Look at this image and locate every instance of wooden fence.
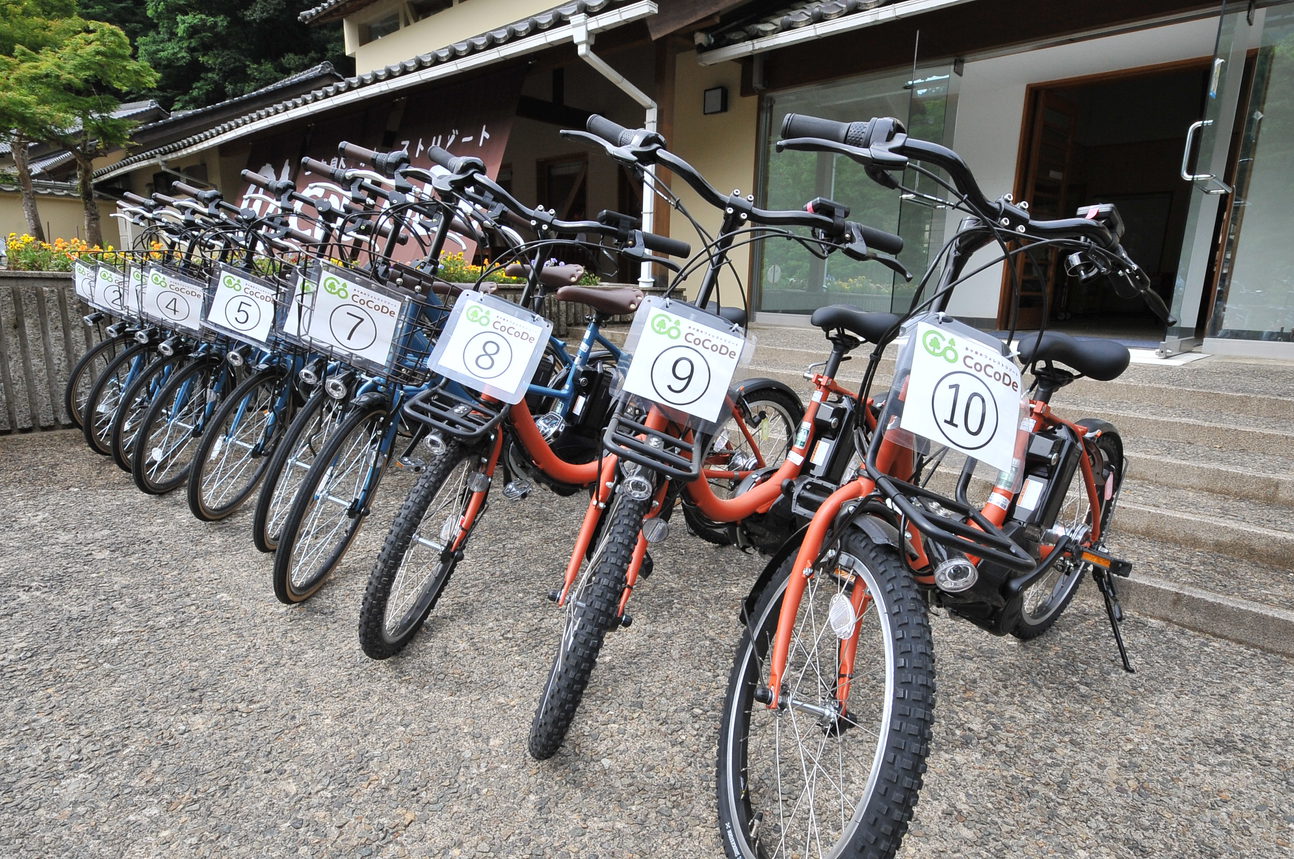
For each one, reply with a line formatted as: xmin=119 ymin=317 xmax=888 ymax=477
xmin=0 ymin=271 xmax=94 ymax=434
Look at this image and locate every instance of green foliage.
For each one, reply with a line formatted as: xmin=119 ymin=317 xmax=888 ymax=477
xmin=136 ymin=0 xmax=347 ymax=110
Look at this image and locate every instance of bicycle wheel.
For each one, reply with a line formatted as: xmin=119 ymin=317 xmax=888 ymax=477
xmin=358 ymin=440 xmax=488 ymax=659
xmin=82 ymin=343 xmax=152 ymax=456
xmin=132 ymin=356 xmax=228 ymax=495
xmin=187 ymin=366 xmax=291 ymax=521
xmin=717 ymin=531 xmax=935 ymax=859
xmin=251 ymin=390 xmax=345 ymax=553
xmin=1010 ymin=427 xmax=1123 ymax=640
xmin=272 ymin=399 xmax=390 ymax=604
xmin=110 ymin=353 xmax=187 ymax=473
xmin=684 ymin=385 xmax=801 ymax=546
xmin=528 ymin=481 xmax=653 ymax=760
xmin=64 ymin=334 xmax=128 ymax=428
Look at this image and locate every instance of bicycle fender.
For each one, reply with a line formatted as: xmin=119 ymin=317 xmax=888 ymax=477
xmin=845 ymin=511 xmax=903 ymax=550
xmin=739 ymin=523 xmax=810 ymax=626
xmin=731 ymin=377 xmax=801 ymax=408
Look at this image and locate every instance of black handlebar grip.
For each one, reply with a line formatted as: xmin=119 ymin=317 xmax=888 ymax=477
xmin=152 ymin=193 xmax=179 ymax=205
xmin=586 ymin=114 xmax=635 ymax=147
xmin=425 ymin=145 xmax=458 ymax=170
xmin=171 ymin=180 xmax=204 ymax=198
xmin=854 ymin=222 xmax=904 ymax=256
xmin=283 ymin=227 xmax=318 ymax=245
xmin=338 ymin=140 xmax=379 ymax=163
xmin=301 ymin=156 xmax=341 ymax=179
xmin=240 ymin=169 xmax=271 ymax=190
xmin=122 ymin=192 xmax=151 ymax=206
xmin=781 ymin=113 xmax=884 ymax=149
xmin=641 ymin=232 xmax=691 ymax=259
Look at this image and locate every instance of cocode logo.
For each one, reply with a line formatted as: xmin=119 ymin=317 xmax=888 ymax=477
xmin=321 ymin=275 xmax=349 ymax=299
xmin=922 ymin=329 xmax=958 ymax=363
xmin=650 ymin=312 xmax=681 ymax=340
xmin=466 ymin=305 xmax=492 ymax=327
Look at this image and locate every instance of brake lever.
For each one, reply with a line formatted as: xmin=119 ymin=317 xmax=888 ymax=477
xmin=776 ymin=136 xmax=909 ymax=170
xmin=560 ymin=128 xmax=660 ymax=167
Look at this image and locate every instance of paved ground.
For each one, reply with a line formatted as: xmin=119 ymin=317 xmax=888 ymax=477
xmin=2 ymin=429 xmax=1293 ymax=857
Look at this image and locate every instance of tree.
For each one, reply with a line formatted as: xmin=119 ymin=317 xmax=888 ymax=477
xmin=137 ymin=0 xmax=347 ymax=110
xmin=0 ymin=0 xmax=79 ymax=241
xmin=4 ymin=17 xmax=157 ymax=245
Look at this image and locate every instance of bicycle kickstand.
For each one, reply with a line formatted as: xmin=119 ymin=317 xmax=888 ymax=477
xmin=1092 ymin=566 xmax=1135 ymax=674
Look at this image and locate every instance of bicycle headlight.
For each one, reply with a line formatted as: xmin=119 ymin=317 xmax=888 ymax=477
xmin=324 ymin=376 xmax=350 ymax=400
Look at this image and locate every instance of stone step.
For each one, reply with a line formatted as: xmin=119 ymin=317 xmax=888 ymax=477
xmin=1111 ymin=532 xmax=1294 ymax=658
xmin=1121 ymin=447 xmax=1294 ymax=506
xmin=1069 ymin=405 xmax=1294 ymax=458
xmin=1116 ymin=480 xmax=1294 ymax=570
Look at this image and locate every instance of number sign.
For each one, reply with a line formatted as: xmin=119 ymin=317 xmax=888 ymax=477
xmin=205 ymin=265 xmax=277 ymax=348
xmin=303 ymin=264 xmax=402 ymax=367
xmin=898 ymin=321 xmax=1024 ymax=473
xmin=428 ymin=291 xmax=553 ymax=404
xmin=621 ymin=296 xmax=745 ymax=423
xmin=141 ymin=265 xmax=205 ymax=333
xmin=122 ymin=267 xmax=146 ymax=319
xmin=94 ymin=266 xmax=127 ymax=315
xmin=72 ymin=260 xmax=97 ymax=306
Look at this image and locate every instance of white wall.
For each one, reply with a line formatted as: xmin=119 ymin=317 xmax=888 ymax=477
xmin=942 ymin=16 xmax=1223 ymax=320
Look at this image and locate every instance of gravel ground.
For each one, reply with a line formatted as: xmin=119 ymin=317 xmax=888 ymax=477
xmin=2 ymin=429 xmax=1292 ymax=857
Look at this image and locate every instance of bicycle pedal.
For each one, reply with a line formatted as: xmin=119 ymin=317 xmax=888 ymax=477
xmin=546 ymin=588 xmax=560 ymax=603
xmin=1079 ymin=547 xmax=1132 ymax=577
xmin=638 ymin=552 xmax=653 ymax=580
xmin=502 ymin=480 xmax=532 ymax=501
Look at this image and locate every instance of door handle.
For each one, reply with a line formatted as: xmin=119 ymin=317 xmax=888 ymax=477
xmin=1180 ymin=119 xmax=1214 ymax=182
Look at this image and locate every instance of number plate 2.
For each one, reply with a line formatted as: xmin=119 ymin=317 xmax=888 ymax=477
xmin=428 ymin=291 xmax=553 ymax=404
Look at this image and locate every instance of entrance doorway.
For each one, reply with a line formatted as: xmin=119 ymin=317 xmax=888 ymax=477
xmin=1005 ymin=61 xmax=1210 ymax=342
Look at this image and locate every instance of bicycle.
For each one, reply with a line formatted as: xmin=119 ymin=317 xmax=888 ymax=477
xmin=713 ymin=113 xmax=1175 ymax=859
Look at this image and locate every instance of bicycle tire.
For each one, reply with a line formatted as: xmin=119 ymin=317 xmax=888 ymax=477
xmin=109 ymin=353 xmax=188 ymax=473
xmin=81 ymin=343 xmax=152 ymax=456
xmin=717 ymin=530 xmax=935 ymax=859
xmin=358 ymin=440 xmax=488 ymax=659
xmin=64 ymin=334 xmax=128 ymax=428
xmin=132 ymin=356 xmax=228 ymax=495
xmin=187 ymin=366 xmax=291 ymax=521
xmin=1009 ymin=426 xmax=1123 ymax=640
xmin=528 ymin=482 xmax=653 ymax=760
xmin=272 ymin=398 xmax=390 ymax=604
xmin=684 ymin=385 xmax=801 ymax=546
xmin=250 ymin=390 xmax=345 ymax=553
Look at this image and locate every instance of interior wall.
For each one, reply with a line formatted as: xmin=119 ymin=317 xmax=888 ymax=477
xmin=941 ymin=15 xmax=1223 ymax=321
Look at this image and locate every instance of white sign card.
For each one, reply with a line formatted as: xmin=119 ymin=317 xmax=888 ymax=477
xmin=898 ymin=320 xmax=1025 ymax=473
xmin=278 ymin=266 xmax=317 ymax=341
xmin=621 ymin=296 xmax=745 ymax=424
xmin=94 ymin=265 xmax=127 ymax=316
xmin=427 ymin=290 xmax=553 ymax=404
xmin=205 ymin=265 xmax=278 ymax=348
xmin=72 ymin=260 xmax=97 ymax=305
xmin=122 ymin=267 xmax=146 ymax=319
xmin=304 ymin=264 xmax=403 ymax=368
xmin=142 ymin=266 xmax=206 ymax=333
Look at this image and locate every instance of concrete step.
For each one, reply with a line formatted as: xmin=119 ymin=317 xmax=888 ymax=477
xmin=1116 ymin=488 xmax=1294 ymax=572
xmin=1122 ymin=446 xmax=1294 ymax=505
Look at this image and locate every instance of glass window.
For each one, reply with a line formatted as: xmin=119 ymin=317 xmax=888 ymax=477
xmin=1208 ymin=4 xmax=1294 ymax=342
xmin=757 ymin=65 xmax=956 ymax=316
xmin=359 ymin=12 xmax=401 ymax=45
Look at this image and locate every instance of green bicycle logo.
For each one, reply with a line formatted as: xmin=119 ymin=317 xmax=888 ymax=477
xmin=321 ymin=275 xmax=348 ymax=299
xmin=466 ymin=304 xmax=492 ymax=327
xmin=222 ymin=274 xmax=242 ymax=291
xmin=650 ymin=312 xmax=681 ymax=340
xmin=922 ymin=329 xmax=958 ymax=363
xmin=150 ymin=272 xmax=165 ymax=287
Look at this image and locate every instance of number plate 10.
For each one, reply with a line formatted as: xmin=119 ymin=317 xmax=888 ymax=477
xmin=428 ymin=291 xmax=553 ymax=404
xmin=898 ymin=321 xmax=1024 ymax=473
xmin=621 ymin=296 xmax=745 ymax=424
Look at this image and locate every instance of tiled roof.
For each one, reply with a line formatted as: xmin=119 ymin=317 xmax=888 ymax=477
xmin=698 ymin=0 xmax=896 ymax=50
xmin=0 ymin=179 xmax=79 ymax=198
xmin=96 ymin=0 xmax=632 ymax=180
xmin=300 ymin=0 xmax=381 ymax=25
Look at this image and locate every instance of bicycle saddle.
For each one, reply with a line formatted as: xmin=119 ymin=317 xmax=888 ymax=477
xmin=503 ymin=262 xmax=586 ymax=288
xmin=810 ymin=305 xmax=902 ymax=344
xmin=1017 ymin=331 xmax=1130 ymax=381
xmin=552 ymin=285 xmax=645 ymax=315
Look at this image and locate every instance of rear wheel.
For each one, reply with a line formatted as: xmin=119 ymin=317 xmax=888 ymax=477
xmin=110 ymin=353 xmax=187 ymax=473
xmin=358 ymin=440 xmax=489 ymax=659
xmin=1010 ymin=428 xmax=1123 ymax=640
xmin=684 ymin=385 xmax=801 ymax=546
xmin=132 ymin=356 xmax=228 ymax=495
xmin=528 ymin=480 xmax=653 ymax=760
xmin=187 ymin=366 xmax=291 ymax=521
xmin=716 ymin=531 xmax=935 ymax=859
xmin=272 ymin=399 xmax=390 ymax=604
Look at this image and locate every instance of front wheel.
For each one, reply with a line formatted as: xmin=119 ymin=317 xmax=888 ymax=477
xmin=528 ymin=482 xmax=653 ymax=760
xmin=132 ymin=356 xmax=228 ymax=495
xmin=64 ymin=334 xmax=129 ymax=428
xmin=1009 ymin=426 xmax=1123 ymax=640
xmin=272 ymin=399 xmax=390 ymax=604
xmin=358 ymin=440 xmax=489 ymax=659
xmin=717 ymin=530 xmax=935 ymax=859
